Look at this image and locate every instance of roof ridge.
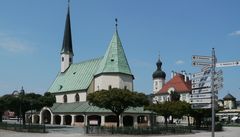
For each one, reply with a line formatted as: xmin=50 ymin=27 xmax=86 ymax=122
xmin=72 ymin=57 xmax=103 ymax=65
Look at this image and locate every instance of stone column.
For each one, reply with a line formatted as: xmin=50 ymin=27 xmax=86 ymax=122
xmin=147 ymin=115 xmax=151 ymax=126
xmin=32 ymin=114 xmax=35 ymax=124
xmin=71 ymin=115 xmax=76 ymax=126
xmin=60 ymin=115 xmax=65 ymax=125
xmin=51 ymin=114 xmax=55 ymax=125
xmin=134 ymin=115 xmax=138 ymax=128
xmin=39 ymin=114 xmax=43 ymax=124
xmin=119 ymin=115 xmax=123 ymax=127
xmin=84 ymin=114 xmax=88 ymax=126
xmin=101 ymin=115 xmax=105 ymax=126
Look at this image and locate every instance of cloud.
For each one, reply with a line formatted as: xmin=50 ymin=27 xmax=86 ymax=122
xmin=175 ymin=60 xmax=185 ymax=65
xmin=229 ymin=30 xmax=240 ymax=36
xmin=0 ymin=32 xmax=35 ymax=53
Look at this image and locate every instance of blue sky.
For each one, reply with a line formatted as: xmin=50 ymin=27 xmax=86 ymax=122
xmin=0 ymin=0 xmax=239 ymax=99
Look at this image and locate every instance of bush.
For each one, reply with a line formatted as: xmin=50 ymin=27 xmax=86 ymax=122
xmin=215 ymin=122 xmax=223 ymax=131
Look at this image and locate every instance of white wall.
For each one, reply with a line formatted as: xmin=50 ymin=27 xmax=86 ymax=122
xmin=94 ymin=74 xmax=133 ymax=91
xmin=153 ymin=78 xmax=165 ymax=94
xmin=61 ymin=54 xmax=73 ymax=72
xmin=55 ymin=92 xmax=87 ymax=103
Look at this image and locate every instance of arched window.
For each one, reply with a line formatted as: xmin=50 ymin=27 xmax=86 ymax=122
xmin=63 ymin=94 xmax=67 ymax=103
xmin=108 ymin=85 xmax=112 ymax=90
xmin=75 ymin=93 xmax=80 ymax=102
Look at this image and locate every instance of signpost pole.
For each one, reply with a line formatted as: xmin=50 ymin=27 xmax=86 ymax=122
xmin=211 ymin=48 xmax=216 ymax=137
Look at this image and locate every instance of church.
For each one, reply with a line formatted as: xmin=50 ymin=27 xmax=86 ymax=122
xmin=30 ymin=3 xmax=151 ymax=127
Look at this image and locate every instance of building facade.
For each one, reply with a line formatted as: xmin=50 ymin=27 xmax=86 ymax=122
xmin=30 ymin=4 xmax=151 ymax=127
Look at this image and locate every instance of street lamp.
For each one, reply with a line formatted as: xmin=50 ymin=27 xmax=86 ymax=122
xmin=12 ymin=87 xmax=25 ymax=127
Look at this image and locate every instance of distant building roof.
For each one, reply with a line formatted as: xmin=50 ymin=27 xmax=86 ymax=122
xmin=223 ymin=93 xmax=236 ymax=100
xmin=156 ymin=73 xmax=191 ymax=95
xmin=48 ymin=58 xmax=102 ymax=93
xmin=152 ymin=58 xmax=166 ymax=79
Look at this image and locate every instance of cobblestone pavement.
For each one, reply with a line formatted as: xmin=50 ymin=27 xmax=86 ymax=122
xmin=1 ymin=127 xmax=240 ymax=137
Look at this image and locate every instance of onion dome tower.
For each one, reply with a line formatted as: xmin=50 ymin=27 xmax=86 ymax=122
xmin=152 ymin=57 xmax=166 ymax=94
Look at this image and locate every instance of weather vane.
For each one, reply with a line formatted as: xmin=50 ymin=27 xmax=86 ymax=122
xmin=115 ymin=18 xmax=118 ymax=29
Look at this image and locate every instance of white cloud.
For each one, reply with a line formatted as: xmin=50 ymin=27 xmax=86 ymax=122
xmin=229 ymin=30 xmax=240 ymax=36
xmin=0 ymin=33 xmax=35 ymax=53
xmin=175 ymin=60 xmax=185 ymax=65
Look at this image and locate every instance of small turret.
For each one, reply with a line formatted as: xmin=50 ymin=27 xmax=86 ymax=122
xmin=152 ymin=57 xmax=166 ymax=94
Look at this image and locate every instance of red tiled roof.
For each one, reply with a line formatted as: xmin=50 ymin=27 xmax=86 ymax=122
xmin=157 ymin=73 xmax=192 ymax=95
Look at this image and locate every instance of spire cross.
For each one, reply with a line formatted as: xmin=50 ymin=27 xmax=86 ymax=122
xmin=115 ymin=18 xmax=118 ymax=30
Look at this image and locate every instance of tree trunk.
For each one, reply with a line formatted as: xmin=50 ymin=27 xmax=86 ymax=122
xmin=0 ymin=113 xmax=3 ymax=123
xmin=187 ymin=115 xmax=190 ymax=126
xmin=116 ymin=114 xmax=120 ymax=127
xmin=164 ymin=116 xmax=168 ymax=127
xmin=22 ymin=111 xmax=26 ymax=126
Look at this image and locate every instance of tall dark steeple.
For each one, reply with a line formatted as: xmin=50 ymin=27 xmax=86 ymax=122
xmin=61 ymin=0 xmax=74 ymax=73
xmin=61 ymin=0 xmax=73 ymax=55
xmin=152 ymin=57 xmax=166 ymax=79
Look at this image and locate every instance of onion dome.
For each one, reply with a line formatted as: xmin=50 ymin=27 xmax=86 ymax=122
xmin=152 ymin=58 xmax=166 ymax=79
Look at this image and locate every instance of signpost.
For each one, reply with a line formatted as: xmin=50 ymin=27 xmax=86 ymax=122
xmin=216 ymin=61 xmax=240 ymax=68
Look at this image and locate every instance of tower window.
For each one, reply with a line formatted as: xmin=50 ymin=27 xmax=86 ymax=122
xmin=63 ymin=94 xmax=67 ymax=103
xmin=75 ymin=93 xmax=80 ymax=102
xmin=62 ymin=57 xmax=64 ymax=62
xmin=124 ymin=86 xmax=127 ymax=90
xmin=69 ymin=58 xmax=72 ymax=63
xmin=108 ymin=85 xmax=112 ymax=90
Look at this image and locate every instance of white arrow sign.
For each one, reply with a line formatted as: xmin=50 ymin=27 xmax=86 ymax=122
xmin=192 ymin=70 xmax=211 ymax=78
xmin=192 ymin=61 xmax=211 ymax=67
xmin=192 ymin=103 xmax=212 ymax=109
xmin=216 ymin=61 xmax=240 ymax=68
xmin=192 ymin=76 xmax=211 ymax=84
xmin=191 ymin=93 xmax=212 ymax=99
xmin=192 ymin=55 xmax=212 ymax=61
xmin=191 ymin=98 xmax=212 ymax=104
xmin=192 ymin=81 xmax=211 ymax=89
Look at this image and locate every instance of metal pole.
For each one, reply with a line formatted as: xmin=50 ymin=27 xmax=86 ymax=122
xmin=211 ymin=48 xmax=216 ymax=137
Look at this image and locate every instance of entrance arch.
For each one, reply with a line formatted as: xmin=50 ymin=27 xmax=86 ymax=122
xmin=54 ymin=115 xmax=61 ymax=125
xmin=123 ymin=115 xmax=133 ymax=127
xmin=88 ymin=115 xmax=101 ymax=126
xmin=65 ymin=115 xmax=72 ymax=125
xmin=33 ymin=115 xmax=39 ymax=124
xmin=42 ymin=109 xmax=51 ymax=124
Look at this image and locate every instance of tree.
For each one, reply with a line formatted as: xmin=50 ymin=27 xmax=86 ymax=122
xmin=87 ymin=88 xmax=149 ymax=127
xmin=0 ymin=96 xmax=7 ymax=123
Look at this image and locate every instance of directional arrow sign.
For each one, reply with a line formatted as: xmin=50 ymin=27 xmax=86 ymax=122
xmin=192 ymin=55 xmax=212 ymax=61
xmin=191 ymin=93 xmax=212 ymax=99
xmin=191 ymin=98 xmax=212 ymax=104
xmin=192 ymin=87 xmax=212 ymax=94
xmin=201 ymin=65 xmax=212 ymax=72
xmin=192 ymin=81 xmax=211 ymax=89
xmin=192 ymin=76 xmax=211 ymax=84
xmin=192 ymin=70 xmax=211 ymax=78
xmin=192 ymin=103 xmax=211 ymax=109
xmin=216 ymin=61 xmax=240 ymax=68
xmin=192 ymin=61 xmax=211 ymax=67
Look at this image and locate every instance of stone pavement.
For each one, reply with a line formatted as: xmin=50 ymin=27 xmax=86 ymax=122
xmin=0 ymin=127 xmax=240 ymax=137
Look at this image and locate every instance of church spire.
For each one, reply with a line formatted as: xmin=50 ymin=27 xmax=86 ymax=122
xmin=61 ymin=1 xmax=74 ymax=73
xmin=61 ymin=0 xmax=73 ymax=55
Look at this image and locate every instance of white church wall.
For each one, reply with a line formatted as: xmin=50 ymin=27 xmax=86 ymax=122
xmin=153 ymin=78 xmax=165 ymax=94
xmin=55 ymin=92 xmax=87 ymax=103
xmin=94 ymin=74 xmax=133 ymax=91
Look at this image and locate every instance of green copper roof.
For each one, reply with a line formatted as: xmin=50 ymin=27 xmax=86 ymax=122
xmin=95 ymin=30 xmax=132 ymax=76
xmin=48 ymin=58 xmax=102 ymax=93
xmin=50 ymin=102 xmax=151 ymax=114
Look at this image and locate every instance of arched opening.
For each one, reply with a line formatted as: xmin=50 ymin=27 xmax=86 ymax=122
xmin=33 ymin=115 xmax=39 ymax=124
xmin=76 ymin=115 xmax=84 ymax=122
xmin=138 ymin=115 xmax=148 ymax=123
xmin=42 ymin=110 xmax=51 ymax=124
xmin=65 ymin=115 xmax=72 ymax=125
xmin=75 ymin=93 xmax=80 ymax=102
xmin=63 ymin=94 xmax=67 ymax=103
xmin=54 ymin=115 xmax=61 ymax=125
xmin=88 ymin=115 xmax=101 ymax=126
xmin=105 ymin=115 xmax=118 ymax=127
xmin=123 ymin=115 xmax=133 ymax=127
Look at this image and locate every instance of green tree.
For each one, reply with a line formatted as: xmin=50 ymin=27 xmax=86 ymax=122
xmin=87 ymin=88 xmax=149 ymax=127
xmin=0 ymin=96 xmax=7 ymax=122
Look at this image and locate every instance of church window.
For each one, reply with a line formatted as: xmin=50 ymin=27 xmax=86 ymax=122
xmin=155 ymin=81 xmax=158 ymax=86
xmin=108 ymin=85 xmax=112 ymax=90
xmin=124 ymin=86 xmax=127 ymax=90
xmin=75 ymin=93 xmax=80 ymax=102
xmin=63 ymin=94 xmax=67 ymax=103
xmin=69 ymin=58 xmax=72 ymax=63
xmin=62 ymin=57 xmax=64 ymax=62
